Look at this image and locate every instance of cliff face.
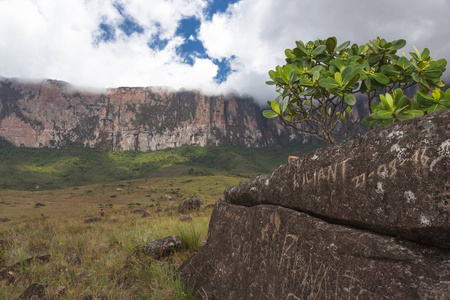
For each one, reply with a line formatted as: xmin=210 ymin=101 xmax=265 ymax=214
xmin=0 ymin=78 xmax=310 ymax=151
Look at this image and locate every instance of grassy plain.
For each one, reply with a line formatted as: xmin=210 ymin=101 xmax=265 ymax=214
xmin=0 ymin=143 xmax=317 ymax=299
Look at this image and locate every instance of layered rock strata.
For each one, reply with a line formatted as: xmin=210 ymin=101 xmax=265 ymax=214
xmin=179 ymin=109 xmax=450 ymax=299
xmin=0 ymin=78 xmax=311 ymax=150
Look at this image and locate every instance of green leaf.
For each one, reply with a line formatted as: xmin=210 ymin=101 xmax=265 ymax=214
xmin=265 ymin=81 xmax=276 ymax=85
xmin=310 ymin=65 xmax=323 ymax=73
xmin=344 ymin=94 xmax=357 ymax=105
xmin=409 ymin=52 xmax=420 ymax=61
xmin=439 ymin=98 xmax=450 ymax=107
xmin=326 ymin=37 xmax=337 ymax=53
xmin=318 ymin=77 xmax=339 ymax=88
xmin=335 ymin=40 xmax=350 ymax=52
xmin=396 ymin=56 xmax=411 ymax=70
xmin=311 ymin=45 xmax=326 ymax=56
xmin=312 ymin=71 xmax=320 ymax=82
xmin=397 ymin=96 xmax=410 ymax=111
xmin=299 ymin=79 xmax=314 ymax=87
xmin=391 ymin=39 xmax=406 ymax=51
xmin=282 ymin=66 xmax=292 ymax=83
xmin=268 ymin=70 xmax=277 ymax=79
xmin=422 ymin=70 xmax=443 ymax=79
xmin=379 ymin=94 xmax=394 ymax=111
xmin=409 ymin=110 xmax=426 ymax=117
xmin=427 ymin=104 xmax=446 ymax=114
xmin=421 ymin=48 xmax=430 ymax=61
xmin=385 ymin=93 xmax=395 ymax=110
xmin=281 ymin=99 xmax=289 ymax=113
xmin=341 ymin=66 xmax=354 ymax=86
xmin=368 ymin=53 xmax=383 ymax=64
xmin=364 ymin=78 xmax=371 ymax=90
xmin=335 ymin=72 xmax=342 ymax=87
xmin=413 ymin=45 xmax=421 ymax=58
xmin=347 ymin=73 xmax=361 ymax=88
xmin=369 ymin=111 xmax=383 ymax=120
xmin=397 ymin=111 xmax=423 ymax=121
xmin=263 ymin=110 xmax=279 ymax=118
xmin=333 ymin=58 xmax=345 ymax=72
xmin=381 ymin=65 xmax=401 ymax=76
xmin=435 ymin=58 xmax=447 ymax=68
xmin=371 ymin=101 xmax=382 ymax=112
xmin=432 ymin=89 xmax=443 ymax=101
xmin=285 ymin=49 xmax=295 ymax=58
xmin=289 ymin=70 xmax=297 ymax=84
xmin=419 ymin=77 xmax=430 ymax=89
xmin=270 ymin=101 xmax=281 ymax=114
xmin=361 ymin=117 xmax=379 ymax=127
xmin=377 ymin=110 xmax=393 ymax=119
xmin=371 ymin=73 xmax=390 ymax=85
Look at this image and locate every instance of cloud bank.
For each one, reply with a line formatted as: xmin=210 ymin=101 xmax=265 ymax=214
xmin=1 ymin=0 xmax=450 ymax=104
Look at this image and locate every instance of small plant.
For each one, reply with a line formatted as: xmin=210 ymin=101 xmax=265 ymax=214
xmin=264 ymin=36 xmax=447 ymax=144
xmin=173 ymin=273 xmax=197 ymax=299
xmin=362 ymin=88 xmax=450 ymax=126
xmin=175 ymin=223 xmax=201 ymax=252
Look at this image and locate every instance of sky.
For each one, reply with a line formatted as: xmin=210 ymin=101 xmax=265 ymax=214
xmin=1 ymin=0 xmax=450 ymax=104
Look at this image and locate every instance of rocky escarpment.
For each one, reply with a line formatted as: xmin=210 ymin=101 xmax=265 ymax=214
xmin=0 ymin=78 xmax=313 ymax=150
xmin=178 ymin=109 xmax=450 ymax=299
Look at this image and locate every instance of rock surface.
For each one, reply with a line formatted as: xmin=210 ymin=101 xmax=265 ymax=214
xmin=225 ymin=109 xmax=450 ymax=249
xmin=0 ymin=78 xmax=313 ymax=150
xmin=179 ymin=201 xmax=450 ymax=299
xmin=18 ymin=283 xmax=45 ymax=299
xmin=178 ymin=197 xmax=202 ymax=213
xmin=179 ymin=215 xmax=193 ymax=222
xmin=83 ymin=217 xmax=102 ymax=223
xmin=137 ymin=236 xmax=182 ymax=259
xmin=180 ymin=110 xmax=450 ymax=299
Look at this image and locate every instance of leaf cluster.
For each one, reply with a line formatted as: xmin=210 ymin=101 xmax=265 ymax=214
xmin=264 ymin=36 xmax=447 ymax=144
xmin=363 ymin=87 xmax=450 ymax=126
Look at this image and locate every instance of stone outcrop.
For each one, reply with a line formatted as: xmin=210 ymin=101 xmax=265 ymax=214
xmin=179 ymin=109 xmax=450 ymax=299
xmin=0 ymin=78 xmax=314 ymax=150
xmin=18 ymin=283 xmax=45 ymax=299
xmin=225 ymin=109 xmax=450 ymax=249
xmin=179 ymin=201 xmax=450 ymax=299
xmin=135 ymin=236 xmax=182 ymax=259
xmin=178 ymin=197 xmax=202 ymax=213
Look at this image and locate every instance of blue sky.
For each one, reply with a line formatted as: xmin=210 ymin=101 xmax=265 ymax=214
xmin=1 ymin=0 xmax=450 ymax=103
xmin=93 ymin=0 xmax=239 ymax=82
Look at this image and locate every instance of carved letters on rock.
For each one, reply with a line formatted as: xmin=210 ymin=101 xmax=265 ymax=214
xmin=179 ymin=109 xmax=450 ymax=299
xmin=225 ymin=109 xmax=450 ymax=249
xmin=179 ymin=201 xmax=450 ymax=299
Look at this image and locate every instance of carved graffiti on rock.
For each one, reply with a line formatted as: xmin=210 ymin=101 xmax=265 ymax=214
xmin=295 ymin=147 xmax=434 ymax=190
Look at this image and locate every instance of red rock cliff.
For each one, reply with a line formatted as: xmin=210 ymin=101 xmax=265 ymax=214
xmin=0 ymin=78 xmax=311 ymax=150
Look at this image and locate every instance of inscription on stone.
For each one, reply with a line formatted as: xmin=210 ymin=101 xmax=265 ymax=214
xmin=293 ymin=146 xmax=447 ymax=190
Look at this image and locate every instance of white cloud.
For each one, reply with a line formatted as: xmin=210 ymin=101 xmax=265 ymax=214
xmin=1 ymin=0 xmax=450 ymax=105
xmin=200 ymin=0 xmax=450 ymax=103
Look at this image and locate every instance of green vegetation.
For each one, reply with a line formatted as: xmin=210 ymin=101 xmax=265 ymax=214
xmin=0 ymin=140 xmax=318 ymax=298
xmin=0 ymin=172 xmax=254 ymax=299
xmin=0 ymin=193 xmax=210 ymax=299
xmin=0 ymin=142 xmax=318 ymax=191
xmin=264 ymin=36 xmax=447 ymax=144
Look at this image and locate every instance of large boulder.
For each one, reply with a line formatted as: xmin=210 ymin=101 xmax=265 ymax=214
xmin=179 ymin=201 xmax=450 ymax=299
xmin=179 ymin=110 xmax=450 ymax=299
xmin=225 ymin=109 xmax=450 ymax=249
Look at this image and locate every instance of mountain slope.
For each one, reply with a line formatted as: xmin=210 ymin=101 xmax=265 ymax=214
xmin=0 ymin=78 xmax=313 ymax=150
